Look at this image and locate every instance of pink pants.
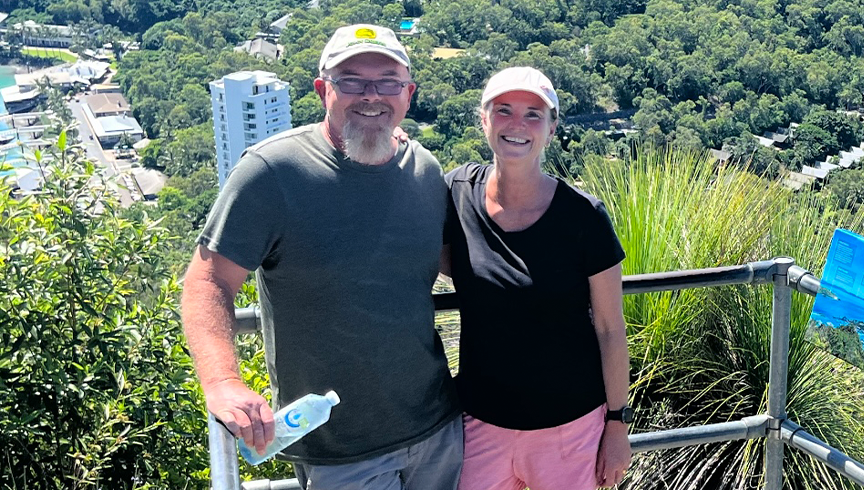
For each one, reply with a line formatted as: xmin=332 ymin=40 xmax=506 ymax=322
xmin=458 ymin=404 xmax=606 ymax=490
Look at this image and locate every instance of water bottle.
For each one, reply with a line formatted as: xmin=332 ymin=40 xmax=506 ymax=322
xmin=238 ymin=390 xmax=341 ymax=465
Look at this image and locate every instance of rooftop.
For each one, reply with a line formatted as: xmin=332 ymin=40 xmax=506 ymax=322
xmin=15 ymin=20 xmax=73 ymax=36
xmin=96 ymin=115 xmax=143 ymax=136
xmin=211 ymin=70 xmax=287 ymax=90
xmin=66 ymin=60 xmax=111 ymax=81
xmin=16 ymin=71 xmax=73 ymax=87
xmin=84 ymin=93 xmax=130 ymax=115
xmin=0 ymin=85 xmax=40 ymax=103
xmin=132 ymin=167 xmax=167 ymax=197
xmin=801 ymin=165 xmax=829 ymax=180
xmin=753 ymin=135 xmax=776 ymax=148
xmin=234 ymin=38 xmax=282 ymax=61
xmin=432 ymin=47 xmax=466 ymax=59
xmin=269 ymin=13 xmax=293 ymax=32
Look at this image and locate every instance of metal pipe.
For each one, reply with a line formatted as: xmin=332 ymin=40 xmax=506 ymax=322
xmin=234 ymin=305 xmax=260 ymax=335
xmin=241 ymin=479 xmax=303 ymax=490
xmin=787 ymin=265 xmax=821 ymax=298
xmin=780 ymin=420 xmax=864 ymax=486
xmin=765 ymin=257 xmax=794 ymax=490
xmin=629 ymin=415 xmax=769 ymax=453
xmin=208 ymin=413 xmax=241 ymax=490
xmin=237 ymin=260 xmax=788 ymax=324
xmin=622 ymin=259 xmax=777 ymax=295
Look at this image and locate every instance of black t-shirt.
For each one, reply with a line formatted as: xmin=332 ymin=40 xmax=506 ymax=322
xmin=445 ymin=163 xmax=626 ymax=430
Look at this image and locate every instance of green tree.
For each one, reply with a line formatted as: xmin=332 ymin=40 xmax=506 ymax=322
xmin=803 ymin=109 xmax=864 ymax=152
xmin=291 ymin=91 xmax=326 ymax=127
xmin=435 ymin=89 xmax=483 ymax=139
xmin=826 ymin=168 xmax=864 ymax=211
xmin=0 ymin=137 xmax=205 ymax=488
xmin=792 ymin=123 xmax=836 ymax=167
xmin=632 ymin=88 xmax=674 ymax=135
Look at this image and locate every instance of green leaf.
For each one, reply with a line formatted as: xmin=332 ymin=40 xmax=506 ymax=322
xmin=58 ymin=130 xmax=67 ymax=152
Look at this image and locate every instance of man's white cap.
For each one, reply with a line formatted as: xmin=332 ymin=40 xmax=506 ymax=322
xmin=319 ymin=24 xmax=410 ymax=72
xmin=481 ymin=67 xmax=559 ymax=116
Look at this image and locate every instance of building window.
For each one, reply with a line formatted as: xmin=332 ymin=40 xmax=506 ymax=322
xmin=243 ymin=102 xmax=255 ymax=111
xmin=244 ymin=123 xmax=257 ymax=130
xmin=218 ymin=93 xmax=224 ymax=102
xmin=221 ymin=124 xmax=227 ymax=131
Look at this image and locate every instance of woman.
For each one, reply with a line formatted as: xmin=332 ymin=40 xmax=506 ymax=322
xmin=442 ymin=67 xmax=632 ymax=490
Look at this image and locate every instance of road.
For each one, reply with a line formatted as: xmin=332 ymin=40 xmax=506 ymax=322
xmin=68 ymin=95 xmax=137 ymax=206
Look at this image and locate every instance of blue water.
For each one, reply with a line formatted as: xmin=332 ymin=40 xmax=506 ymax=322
xmin=0 ymin=65 xmax=28 ymax=177
xmin=400 ymin=20 xmax=415 ymax=30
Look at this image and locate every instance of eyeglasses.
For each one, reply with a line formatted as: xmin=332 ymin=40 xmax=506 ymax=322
xmin=323 ymin=76 xmax=411 ymax=96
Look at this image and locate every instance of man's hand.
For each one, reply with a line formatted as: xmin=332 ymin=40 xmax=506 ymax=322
xmin=393 ymin=126 xmax=410 ymax=142
xmin=595 ymin=421 xmax=632 ymax=487
xmin=206 ymin=378 xmax=275 ymax=455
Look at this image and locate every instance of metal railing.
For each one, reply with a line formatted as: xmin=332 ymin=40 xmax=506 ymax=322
xmin=209 ymin=257 xmax=864 ymax=490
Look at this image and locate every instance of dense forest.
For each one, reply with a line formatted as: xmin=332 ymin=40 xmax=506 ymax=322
xmin=13 ymin=0 xmax=862 ymax=270
xmin=9 ymin=0 xmax=864 ymax=238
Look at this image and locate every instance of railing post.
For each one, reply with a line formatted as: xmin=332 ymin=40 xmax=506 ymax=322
xmin=209 ymin=413 xmax=241 ymax=490
xmin=765 ymin=257 xmax=794 ymax=489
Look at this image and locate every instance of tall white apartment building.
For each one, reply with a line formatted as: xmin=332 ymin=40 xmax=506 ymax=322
xmin=210 ymin=71 xmax=292 ymax=188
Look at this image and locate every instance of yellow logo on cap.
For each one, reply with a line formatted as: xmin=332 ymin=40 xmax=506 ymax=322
xmin=355 ymin=28 xmax=376 ymax=39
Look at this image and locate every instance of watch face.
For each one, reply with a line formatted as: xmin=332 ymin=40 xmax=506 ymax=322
xmin=622 ymin=407 xmax=635 ymax=424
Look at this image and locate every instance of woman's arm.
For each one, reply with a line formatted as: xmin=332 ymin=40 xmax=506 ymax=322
xmin=589 ymin=263 xmax=632 ymax=488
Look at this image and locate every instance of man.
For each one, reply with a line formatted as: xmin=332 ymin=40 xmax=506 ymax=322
xmin=181 ymin=24 xmax=462 ymax=489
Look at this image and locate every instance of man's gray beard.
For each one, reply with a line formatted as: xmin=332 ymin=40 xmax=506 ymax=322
xmin=342 ymin=119 xmax=395 ymax=164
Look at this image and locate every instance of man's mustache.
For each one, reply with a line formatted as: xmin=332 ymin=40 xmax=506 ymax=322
xmin=347 ymin=102 xmax=392 ymax=114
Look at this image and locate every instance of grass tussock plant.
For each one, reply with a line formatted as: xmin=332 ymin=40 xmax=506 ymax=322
xmin=577 ymin=147 xmax=864 ymax=489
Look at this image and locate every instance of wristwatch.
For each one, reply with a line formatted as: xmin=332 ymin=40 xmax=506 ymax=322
xmin=606 ymin=406 xmax=635 ymax=424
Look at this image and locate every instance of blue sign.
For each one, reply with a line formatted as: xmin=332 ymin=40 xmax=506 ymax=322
xmin=808 ymin=229 xmax=864 ymax=369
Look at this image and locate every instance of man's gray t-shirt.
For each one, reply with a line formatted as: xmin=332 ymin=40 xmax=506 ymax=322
xmin=198 ymin=124 xmax=459 ymax=464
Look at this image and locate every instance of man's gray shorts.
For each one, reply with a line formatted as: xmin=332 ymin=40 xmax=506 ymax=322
xmin=294 ymin=416 xmax=463 ymax=490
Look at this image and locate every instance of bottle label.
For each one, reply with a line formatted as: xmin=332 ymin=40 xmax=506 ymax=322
xmin=285 ymin=408 xmax=309 ymax=432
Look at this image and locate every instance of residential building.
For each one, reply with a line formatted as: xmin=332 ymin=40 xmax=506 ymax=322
xmin=0 ymin=85 xmax=41 ymax=113
xmin=83 ymin=93 xmax=131 ymax=117
xmin=92 ymin=83 xmax=122 ymax=94
xmin=14 ymin=20 xmax=74 ymax=48
xmin=209 ymin=70 xmax=292 ymax=188
xmin=753 ymin=134 xmax=776 ymax=148
xmin=801 ymin=165 xmax=830 ymax=180
xmin=269 ymin=13 xmax=293 ymax=35
xmin=90 ymin=115 xmax=144 ymax=147
xmin=81 ymin=98 xmax=143 ymax=148
xmin=398 ymin=18 xmax=420 ymax=36
xmin=132 ymin=167 xmax=168 ymax=200
xmin=838 ymin=147 xmax=864 ymax=169
xmin=710 ymin=149 xmax=731 ymax=164
xmin=65 ymin=60 xmax=111 ymax=84
xmin=234 ymin=38 xmax=283 ymax=62
xmin=15 ymin=71 xmax=74 ymax=91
